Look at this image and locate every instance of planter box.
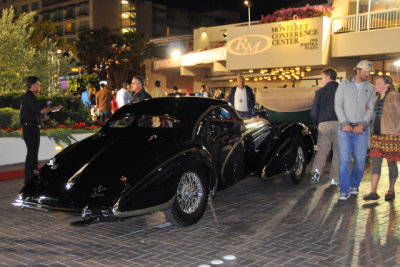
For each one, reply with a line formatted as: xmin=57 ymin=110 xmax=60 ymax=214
xmin=0 ymin=133 xmax=93 ymax=166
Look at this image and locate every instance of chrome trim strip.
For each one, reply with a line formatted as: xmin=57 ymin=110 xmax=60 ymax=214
xmin=113 ymin=197 xmax=174 ymax=218
xmin=12 ymin=199 xmax=80 ymax=213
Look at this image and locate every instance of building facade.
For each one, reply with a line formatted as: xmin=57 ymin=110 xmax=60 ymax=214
xmin=0 ymin=0 xmax=240 ymax=44
xmin=148 ymin=0 xmax=400 ymax=94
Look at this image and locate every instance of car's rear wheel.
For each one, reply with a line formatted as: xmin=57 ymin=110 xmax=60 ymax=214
xmin=285 ymin=142 xmax=306 ymax=185
xmin=164 ymin=163 xmax=209 ymax=226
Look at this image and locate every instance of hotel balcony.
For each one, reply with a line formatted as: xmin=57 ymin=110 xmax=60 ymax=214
xmin=331 ymin=8 xmax=400 ymax=57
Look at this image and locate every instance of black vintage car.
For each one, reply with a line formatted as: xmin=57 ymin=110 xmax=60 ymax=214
xmin=14 ymin=97 xmax=314 ymax=226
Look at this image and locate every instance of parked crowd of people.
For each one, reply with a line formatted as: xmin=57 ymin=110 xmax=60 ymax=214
xmin=79 ymin=78 xmax=238 ymax=123
xmin=310 ymin=60 xmax=400 ymax=202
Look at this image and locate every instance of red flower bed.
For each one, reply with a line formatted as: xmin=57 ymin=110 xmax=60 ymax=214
xmin=259 ymin=4 xmax=335 ymax=24
xmin=0 ymin=122 xmax=99 ymax=133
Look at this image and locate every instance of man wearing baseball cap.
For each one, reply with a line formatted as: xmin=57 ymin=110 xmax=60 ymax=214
xmin=334 ymin=60 xmax=376 ymax=200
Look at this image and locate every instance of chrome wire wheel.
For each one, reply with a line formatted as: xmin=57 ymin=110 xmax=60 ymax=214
xmin=293 ymin=146 xmax=305 ymax=177
xmin=176 ymin=171 xmax=204 ymax=214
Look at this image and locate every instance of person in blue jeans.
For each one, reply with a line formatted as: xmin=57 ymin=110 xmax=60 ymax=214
xmin=334 ymin=60 xmax=376 ymax=201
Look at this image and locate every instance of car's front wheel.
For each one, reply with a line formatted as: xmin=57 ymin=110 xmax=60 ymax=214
xmin=164 ymin=163 xmax=209 ymax=226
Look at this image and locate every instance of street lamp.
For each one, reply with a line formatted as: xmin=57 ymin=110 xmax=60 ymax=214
xmin=244 ymin=0 xmax=252 ymax=26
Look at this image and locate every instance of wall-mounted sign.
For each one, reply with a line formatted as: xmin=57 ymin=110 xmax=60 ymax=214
xmin=226 ymin=17 xmax=331 ymax=70
xmin=227 ymin=35 xmax=272 ymax=56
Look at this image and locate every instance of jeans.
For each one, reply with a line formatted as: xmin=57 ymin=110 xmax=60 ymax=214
xmin=237 ymin=110 xmax=252 ymax=119
xmin=99 ymin=110 xmax=111 ymax=123
xmin=338 ymin=125 xmax=369 ymax=194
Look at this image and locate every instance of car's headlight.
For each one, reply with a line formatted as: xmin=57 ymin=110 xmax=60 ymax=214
xmin=47 ymin=157 xmax=59 ymax=170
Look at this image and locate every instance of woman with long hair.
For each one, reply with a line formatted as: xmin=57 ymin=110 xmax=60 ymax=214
xmin=364 ymin=75 xmax=400 ymax=201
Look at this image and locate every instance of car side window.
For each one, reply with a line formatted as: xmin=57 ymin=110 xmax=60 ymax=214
xmin=108 ymin=113 xmax=135 ymax=128
xmin=137 ymin=115 xmax=180 ymax=128
xmin=208 ymin=107 xmax=236 ymax=138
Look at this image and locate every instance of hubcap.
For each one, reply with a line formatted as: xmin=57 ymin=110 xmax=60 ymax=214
xmin=177 ymin=171 xmax=203 ymax=214
xmin=293 ymin=146 xmax=305 ymax=177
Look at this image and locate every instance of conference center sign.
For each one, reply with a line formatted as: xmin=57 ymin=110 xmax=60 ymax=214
xmin=226 ymin=16 xmax=331 ymax=70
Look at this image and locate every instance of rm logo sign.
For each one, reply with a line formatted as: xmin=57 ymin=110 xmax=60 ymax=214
xmin=227 ymin=35 xmax=272 ymax=56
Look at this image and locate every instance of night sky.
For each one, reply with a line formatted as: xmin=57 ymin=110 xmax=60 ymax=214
xmin=152 ymin=0 xmax=306 ymax=21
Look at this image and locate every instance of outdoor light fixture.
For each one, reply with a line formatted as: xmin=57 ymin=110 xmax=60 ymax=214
xmin=54 ymin=145 xmax=63 ymax=151
xmin=244 ymin=0 xmax=252 ymax=26
xmin=171 ymin=49 xmax=182 ymax=60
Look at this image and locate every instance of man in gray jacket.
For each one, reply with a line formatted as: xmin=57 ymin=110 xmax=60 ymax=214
xmin=335 ymin=60 xmax=376 ymax=200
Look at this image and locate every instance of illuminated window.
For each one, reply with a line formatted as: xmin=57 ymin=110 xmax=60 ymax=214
xmin=65 ymin=23 xmax=75 ymax=34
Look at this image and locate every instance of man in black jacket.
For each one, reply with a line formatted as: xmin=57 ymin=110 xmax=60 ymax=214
xmin=131 ymin=76 xmax=152 ymax=102
xmin=228 ymin=76 xmax=255 ymax=119
xmin=310 ymin=68 xmax=339 ymax=185
xmin=20 ymin=76 xmax=62 ymax=184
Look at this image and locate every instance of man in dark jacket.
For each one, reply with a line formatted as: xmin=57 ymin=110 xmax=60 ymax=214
xmin=167 ymin=86 xmax=184 ymax=96
xmin=131 ymin=76 xmax=152 ymax=102
xmin=228 ymin=76 xmax=255 ymax=119
xmin=20 ymin=76 xmax=62 ymax=184
xmin=310 ymin=68 xmax=339 ymax=186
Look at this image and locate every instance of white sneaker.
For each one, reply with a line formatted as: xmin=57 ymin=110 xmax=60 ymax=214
xmin=330 ymin=178 xmax=339 ymax=186
xmin=311 ymin=171 xmax=320 ymax=184
xmin=350 ymin=187 xmax=359 ymax=195
xmin=338 ymin=193 xmax=350 ymax=200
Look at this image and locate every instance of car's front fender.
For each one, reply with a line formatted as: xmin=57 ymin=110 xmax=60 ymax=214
xmin=113 ymin=147 xmax=216 ymax=215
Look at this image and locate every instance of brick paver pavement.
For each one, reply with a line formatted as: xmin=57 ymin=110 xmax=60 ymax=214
xmin=1 ymin=160 xmax=400 ymax=266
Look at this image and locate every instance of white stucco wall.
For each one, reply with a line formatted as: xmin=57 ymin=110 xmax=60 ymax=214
xmin=0 ymin=133 xmax=93 ymax=166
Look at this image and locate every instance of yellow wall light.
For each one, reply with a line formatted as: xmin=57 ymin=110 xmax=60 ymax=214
xmin=54 ymin=145 xmax=64 ymax=151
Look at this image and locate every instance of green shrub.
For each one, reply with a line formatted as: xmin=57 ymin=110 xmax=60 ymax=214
xmin=0 ymin=93 xmax=92 ymax=128
xmin=0 ymin=107 xmax=21 ymax=130
xmin=0 ymin=92 xmax=24 ymax=109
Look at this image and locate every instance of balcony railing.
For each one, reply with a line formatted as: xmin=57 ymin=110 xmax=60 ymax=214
xmin=332 ymin=8 xmax=400 ymax=34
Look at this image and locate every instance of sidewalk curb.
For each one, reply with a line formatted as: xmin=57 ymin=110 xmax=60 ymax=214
xmin=0 ymin=169 xmax=24 ymax=181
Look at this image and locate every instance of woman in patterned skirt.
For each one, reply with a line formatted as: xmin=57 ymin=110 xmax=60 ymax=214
xmin=364 ymin=75 xmax=400 ymax=201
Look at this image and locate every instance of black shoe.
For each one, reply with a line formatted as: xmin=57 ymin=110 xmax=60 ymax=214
xmin=363 ymin=192 xmax=380 ymax=201
xmin=385 ymin=191 xmax=395 ymax=201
